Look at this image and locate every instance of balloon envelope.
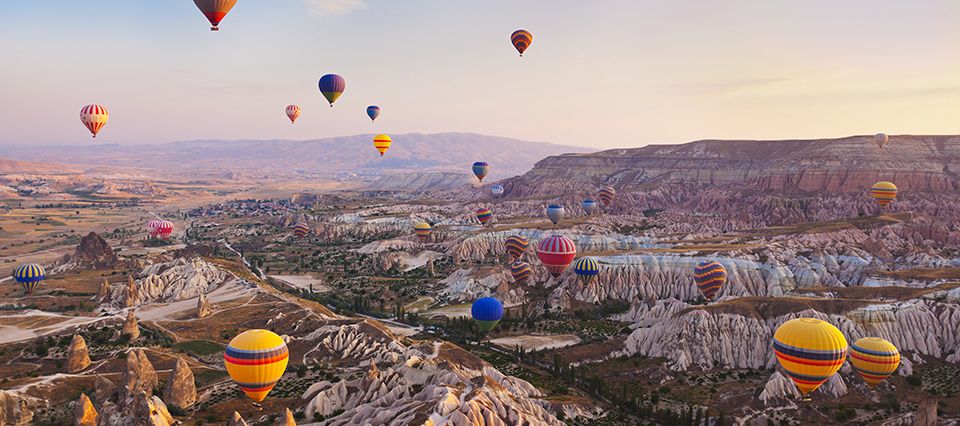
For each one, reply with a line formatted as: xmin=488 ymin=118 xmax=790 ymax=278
xmin=472 ymin=162 xmax=489 ymax=182
xmin=773 ymin=318 xmax=848 ymax=396
xmin=475 ymin=208 xmax=493 ymax=225
xmin=292 ymin=223 xmax=310 ymax=238
xmin=874 ymin=133 xmax=889 ymax=149
xmin=598 ymin=186 xmax=616 ymax=206
xmin=224 ymin=329 xmax=289 ymax=402
xmin=471 ymin=297 xmax=504 ymax=331
xmin=414 ymin=222 xmax=432 ymax=242
xmin=510 ymin=261 xmax=532 ymax=285
xmin=581 ymin=199 xmax=598 ymax=215
xmin=537 ymin=235 xmax=576 ymax=278
xmin=849 ymin=337 xmax=900 ymax=386
xmin=511 ymin=29 xmax=533 ymax=56
xmin=147 ymin=220 xmax=174 ymax=239
xmin=573 ymin=257 xmax=599 ymax=286
xmin=13 ymin=263 xmax=45 ymax=293
xmin=285 ymin=105 xmax=301 ymax=124
xmin=80 ymin=104 xmax=109 ymax=138
xmin=505 ymin=235 xmax=529 ymax=260
xmin=373 ymin=134 xmax=392 ymax=156
xmin=367 ymin=105 xmax=380 ymax=122
xmin=318 ymin=74 xmax=346 ymax=106
xmin=545 ymin=204 xmax=565 ymax=224
xmin=693 ymin=260 xmax=726 ymax=300
xmin=491 ymin=184 xmax=504 ymax=196
xmin=871 ymin=181 xmax=897 ymax=207
xmin=194 ymin=0 xmax=237 ymax=31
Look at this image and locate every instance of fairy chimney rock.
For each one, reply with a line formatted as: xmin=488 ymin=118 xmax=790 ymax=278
xmin=196 ymin=292 xmax=212 ymax=318
xmin=228 ymin=411 xmax=249 ymax=426
xmin=66 ymin=334 xmax=91 ymax=373
xmin=122 ymin=310 xmax=140 ymax=340
xmin=277 ymin=408 xmax=297 ymax=426
xmin=73 ymin=393 xmax=99 ymax=426
xmin=163 ymin=357 xmax=197 ymax=409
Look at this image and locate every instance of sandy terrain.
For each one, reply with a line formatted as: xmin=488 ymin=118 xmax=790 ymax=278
xmin=269 ymin=274 xmax=331 ymax=293
xmin=489 ymin=334 xmax=582 ymax=351
xmin=423 ymin=303 xmax=471 ymax=319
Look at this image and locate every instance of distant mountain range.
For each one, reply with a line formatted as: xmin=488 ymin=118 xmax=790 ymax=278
xmin=0 ymin=133 xmax=590 ymax=182
xmin=503 ymin=134 xmax=960 ymax=196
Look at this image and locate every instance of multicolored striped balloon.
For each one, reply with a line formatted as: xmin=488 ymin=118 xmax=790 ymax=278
xmin=505 ymin=235 xmax=529 ymax=260
xmin=80 ymin=104 xmax=109 ymax=138
xmin=366 ymin=105 xmax=380 ymax=122
xmin=510 ymin=260 xmax=532 ymax=285
xmin=511 ymin=29 xmax=533 ymax=56
xmin=471 ymin=297 xmax=504 ymax=331
xmin=598 ymin=186 xmax=616 ymax=206
xmin=414 ymin=222 xmax=432 ymax=242
xmin=573 ymin=257 xmax=599 ymax=286
xmin=285 ymin=105 xmax=301 ymax=124
xmin=292 ymin=222 xmax=310 ymax=238
xmin=545 ymin=204 xmax=565 ymax=225
xmin=193 ymin=0 xmax=237 ymax=31
xmin=318 ymin=74 xmax=345 ymax=107
xmin=13 ymin=263 xmax=45 ymax=294
xmin=581 ymin=199 xmax=598 ymax=215
xmin=472 ymin=162 xmax=489 ymax=182
xmin=870 ymin=181 xmax=897 ymax=207
xmin=849 ymin=337 xmax=900 ymax=387
xmin=475 ymin=208 xmax=493 ymax=225
xmin=536 ymin=235 xmax=576 ymax=278
xmin=773 ymin=318 xmax=848 ymax=396
xmin=224 ymin=329 xmax=289 ymax=403
xmin=693 ymin=260 xmax=727 ymax=301
xmin=373 ymin=134 xmax=392 ymax=156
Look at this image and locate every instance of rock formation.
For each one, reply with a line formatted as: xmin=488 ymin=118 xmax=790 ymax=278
xmin=132 ymin=391 xmax=174 ymax=426
xmin=228 ymin=411 xmax=249 ymax=426
xmin=122 ymin=310 xmax=140 ymax=340
xmin=73 ymin=393 xmax=99 ymax=426
xmin=72 ymin=231 xmax=119 ymax=269
xmin=196 ymin=292 xmax=212 ymax=318
xmin=278 ymin=408 xmax=297 ymax=426
xmin=124 ymin=274 xmax=139 ymax=308
xmin=108 ymin=257 xmax=229 ymax=307
xmin=163 ymin=357 xmax=196 ymax=409
xmin=120 ymin=349 xmax=158 ymax=401
xmin=0 ymin=391 xmax=33 ymax=426
xmin=66 ymin=334 xmax=91 ymax=373
xmin=912 ymin=399 xmax=938 ymax=426
xmin=98 ymin=278 xmax=111 ymax=302
xmin=95 ymin=375 xmax=116 ymax=405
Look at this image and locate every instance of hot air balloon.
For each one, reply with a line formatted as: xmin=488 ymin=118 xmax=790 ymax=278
xmin=471 ymin=297 xmax=504 ymax=331
xmin=581 ymin=199 xmax=598 ymax=216
xmin=80 ymin=104 xmax=109 ymax=138
xmin=414 ymin=222 xmax=432 ymax=242
xmin=146 ymin=220 xmax=174 ymax=239
xmin=874 ymin=133 xmax=889 ymax=149
xmin=849 ymin=337 xmax=900 ymax=387
xmin=318 ymin=74 xmax=345 ymax=107
xmin=511 ymin=29 xmax=533 ymax=56
xmin=373 ymin=134 xmax=392 ymax=156
xmin=693 ymin=260 xmax=727 ymax=301
xmin=505 ymin=235 xmax=529 ymax=260
xmin=193 ymin=0 xmax=237 ymax=31
xmin=772 ymin=318 xmax=848 ymax=396
xmin=573 ymin=257 xmax=599 ymax=286
xmin=472 ymin=162 xmax=489 ymax=182
xmin=366 ymin=105 xmax=380 ymax=122
xmin=491 ymin=184 xmax=504 ymax=196
xmin=292 ymin=223 xmax=310 ymax=238
xmin=871 ymin=182 xmax=897 ymax=207
xmin=537 ymin=235 xmax=576 ymax=278
xmin=13 ymin=263 xmax=45 ymax=294
xmin=285 ymin=105 xmax=301 ymax=124
xmin=510 ymin=260 xmax=532 ymax=285
xmin=598 ymin=186 xmax=616 ymax=206
xmin=224 ymin=329 xmax=289 ymax=403
xmin=545 ymin=204 xmax=565 ymax=225
xmin=475 ymin=208 xmax=493 ymax=225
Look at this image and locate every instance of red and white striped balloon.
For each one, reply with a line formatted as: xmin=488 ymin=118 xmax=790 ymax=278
xmin=80 ymin=104 xmax=109 ymax=138
xmin=147 ymin=220 xmax=174 ymax=239
xmin=536 ymin=235 xmax=577 ymax=278
xmin=285 ymin=105 xmax=301 ymax=124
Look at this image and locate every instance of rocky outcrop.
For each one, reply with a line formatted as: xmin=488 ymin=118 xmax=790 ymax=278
xmin=228 ymin=411 xmax=249 ymax=426
xmin=72 ymin=232 xmax=119 ymax=269
xmin=124 ymin=275 xmax=138 ymax=308
xmin=163 ymin=357 xmax=196 ymax=409
xmin=120 ymin=349 xmax=158 ymax=401
xmin=98 ymin=278 xmax=112 ymax=302
xmin=66 ymin=334 xmax=91 ymax=373
xmin=911 ymin=399 xmax=938 ymax=426
xmin=73 ymin=393 xmax=99 ymax=426
xmin=122 ymin=310 xmax=140 ymax=340
xmin=108 ymin=257 xmax=229 ymax=307
xmin=277 ymin=408 xmax=297 ymax=426
xmin=0 ymin=391 xmax=34 ymax=426
xmin=132 ymin=391 xmax=174 ymax=426
xmin=95 ymin=375 xmax=117 ymax=405
xmin=196 ymin=292 xmax=212 ymax=318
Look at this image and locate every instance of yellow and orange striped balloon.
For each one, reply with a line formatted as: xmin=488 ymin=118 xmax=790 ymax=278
xmin=773 ymin=318 xmax=848 ymax=396
xmin=849 ymin=337 xmax=900 ymax=386
xmin=870 ymin=181 xmax=897 ymax=207
xmin=373 ymin=134 xmax=392 ymax=156
xmin=224 ymin=329 xmax=289 ymax=403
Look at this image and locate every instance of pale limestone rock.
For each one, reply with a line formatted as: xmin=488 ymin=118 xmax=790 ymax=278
xmin=0 ymin=391 xmax=34 ymax=426
xmin=133 ymin=391 xmax=174 ymax=426
xmin=94 ymin=375 xmax=116 ymax=405
xmin=120 ymin=349 xmax=158 ymax=401
xmin=196 ymin=292 xmax=212 ymax=318
xmin=122 ymin=310 xmax=140 ymax=340
xmin=277 ymin=408 xmax=297 ymax=426
xmin=163 ymin=357 xmax=196 ymax=409
xmin=228 ymin=411 xmax=249 ymax=426
xmin=66 ymin=334 xmax=92 ymax=373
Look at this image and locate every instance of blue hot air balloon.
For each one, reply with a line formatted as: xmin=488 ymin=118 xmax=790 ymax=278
xmin=318 ymin=74 xmax=346 ymax=107
xmin=491 ymin=184 xmax=504 ymax=196
xmin=582 ymin=199 xmax=598 ymax=215
xmin=472 ymin=162 xmax=489 ymax=182
xmin=366 ymin=105 xmax=380 ymax=122
xmin=471 ymin=297 xmax=504 ymax=331
xmin=573 ymin=257 xmax=600 ymax=286
xmin=546 ymin=204 xmax=565 ymax=224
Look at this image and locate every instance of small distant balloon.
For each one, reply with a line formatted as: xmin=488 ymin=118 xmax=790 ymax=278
xmin=472 ymin=162 xmax=489 ymax=182
xmin=292 ymin=222 xmax=310 ymax=238
xmin=598 ymin=186 xmax=616 ymax=206
xmin=146 ymin=220 xmax=174 ymax=239
xmin=870 ymin=181 xmax=897 ymax=207
xmin=505 ymin=235 xmax=529 ymax=261
xmin=874 ymin=133 xmax=889 ymax=149
xmin=475 ymin=208 xmax=493 ymax=225
xmin=80 ymin=104 xmax=109 ymax=138
xmin=545 ymin=204 xmax=565 ymax=225
xmin=581 ymin=199 xmax=598 ymax=215
xmin=414 ymin=222 xmax=432 ymax=242
xmin=373 ymin=134 xmax=392 ymax=156
xmin=491 ymin=184 xmax=504 ymax=196
xmin=510 ymin=260 xmax=532 ymax=285
xmin=693 ymin=260 xmax=726 ymax=301
xmin=849 ymin=337 xmax=900 ymax=387
xmin=511 ymin=29 xmax=533 ymax=56
xmin=285 ymin=105 xmax=301 ymax=124
xmin=573 ymin=257 xmax=599 ymax=286
xmin=193 ymin=0 xmax=237 ymax=31
xmin=366 ymin=105 xmax=380 ymax=122
xmin=318 ymin=74 xmax=346 ymax=107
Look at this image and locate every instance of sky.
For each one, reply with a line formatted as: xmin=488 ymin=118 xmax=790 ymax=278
xmin=1 ymin=0 xmax=958 ymax=149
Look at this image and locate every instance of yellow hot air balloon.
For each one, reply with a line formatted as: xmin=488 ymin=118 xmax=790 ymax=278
xmin=772 ymin=318 xmax=848 ymax=396
xmin=224 ymin=329 xmax=289 ymax=403
xmin=870 ymin=181 xmax=897 ymax=207
xmin=373 ymin=134 xmax=392 ymax=156
xmin=849 ymin=337 xmax=900 ymax=386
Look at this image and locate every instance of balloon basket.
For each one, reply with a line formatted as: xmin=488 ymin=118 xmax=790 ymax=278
xmin=253 ymin=402 xmax=262 ymax=411
xmin=211 ymin=27 xmax=219 ymax=31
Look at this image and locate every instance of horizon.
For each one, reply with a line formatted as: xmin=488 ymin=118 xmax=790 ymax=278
xmin=2 ymin=1 xmax=959 ymax=149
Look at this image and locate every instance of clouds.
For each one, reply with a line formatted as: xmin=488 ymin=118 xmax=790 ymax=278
xmin=304 ymin=0 xmax=367 ymax=15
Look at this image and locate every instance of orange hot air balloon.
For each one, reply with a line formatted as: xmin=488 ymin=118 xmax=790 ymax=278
xmin=373 ymin=134 xmax=392 ymax=156
xmin=194 ymin=0 xmax=237 ymax=31
xmin=511 ymin=29 xmax=533 ymax=56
